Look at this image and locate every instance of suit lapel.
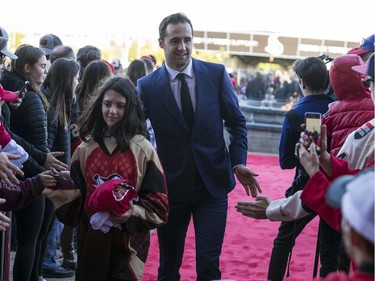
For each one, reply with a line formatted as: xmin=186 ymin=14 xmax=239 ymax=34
xmin=155 ymin=66 xmax=188 ymax=130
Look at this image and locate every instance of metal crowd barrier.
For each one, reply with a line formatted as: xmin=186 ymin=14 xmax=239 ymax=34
xmin=0 ymin=211 xmax=11 ymax=281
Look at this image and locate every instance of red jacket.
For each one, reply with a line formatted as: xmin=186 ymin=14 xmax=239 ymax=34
xmin=323 ymin=54 xmax=374 ymax=156
xmin=301 ymin=156 xmax=374 ymax=232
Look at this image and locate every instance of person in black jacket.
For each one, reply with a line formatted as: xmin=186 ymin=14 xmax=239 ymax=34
xmin=0 ymin=44 xmax=68 ymax=281
xmin=39 ymin=58 xmax=80 ymax=278
xmin=0 ymin=84 xmax=56 ymax=231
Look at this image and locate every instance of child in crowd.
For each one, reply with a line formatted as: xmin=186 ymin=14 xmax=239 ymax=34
xmin=43 ymin=76 xmax=168 ymax=280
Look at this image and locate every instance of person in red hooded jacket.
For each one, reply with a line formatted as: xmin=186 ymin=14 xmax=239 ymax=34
xmin=319 ymin=55 xmax=373 ymax=273
xmin=323 ymin=54 xmax=374 ymax=157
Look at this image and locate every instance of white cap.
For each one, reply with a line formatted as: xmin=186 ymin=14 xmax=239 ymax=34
xmin=342 ymin=170 xmax=374 ymax=243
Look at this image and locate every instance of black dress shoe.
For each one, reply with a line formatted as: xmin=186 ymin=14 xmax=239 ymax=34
xmin=43 ymin=265 xmax=75 ymax=278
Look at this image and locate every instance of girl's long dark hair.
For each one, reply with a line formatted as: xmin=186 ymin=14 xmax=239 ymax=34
xmin=42 ymin=58 xmax=80 ymax=129
xmin=78 ymin=76 xmax=149 ymax=150
xmin=125 ymin=59 xmax=147 ymax=86
xmin=75 ymin=60 xmax=112 ymax=112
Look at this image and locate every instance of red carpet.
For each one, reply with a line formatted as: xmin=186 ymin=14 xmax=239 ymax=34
xmin=143 ymin=153 xmax=319 ymax=281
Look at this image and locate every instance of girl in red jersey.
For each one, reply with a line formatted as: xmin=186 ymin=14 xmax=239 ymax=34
xmin=44 ymin=76 xmax=168 ymax=281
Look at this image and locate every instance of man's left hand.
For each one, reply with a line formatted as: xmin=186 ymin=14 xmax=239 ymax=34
xmin=234 ymin=165 xmax=261 ymax=197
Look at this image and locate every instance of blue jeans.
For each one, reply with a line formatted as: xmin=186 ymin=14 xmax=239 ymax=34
xmin=42 ymin=217 xmax=63 ymax=269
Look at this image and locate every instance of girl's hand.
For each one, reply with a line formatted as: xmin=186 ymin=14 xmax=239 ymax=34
xmin=39 ymin=171 xmax=57 ymax=188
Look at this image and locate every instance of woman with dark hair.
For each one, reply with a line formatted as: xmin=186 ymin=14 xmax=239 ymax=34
xmin=126 ymin=59 xmax=156 ymax=147
xmin=0 ymin=44 xmax=68 ymax=280
xmin=75 ymin=60 xmax=112 ymax=113
xmin=125 ymin=59 xmax=147 ymax=87
xmin=45 ymin=77 xmax=168 ymax=280
xmin=39 ymin=58 xmax=80 ymax=277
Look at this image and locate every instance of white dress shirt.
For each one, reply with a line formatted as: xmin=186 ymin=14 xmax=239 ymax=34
xmin=165 ymin=59 xmax=196 ymax=112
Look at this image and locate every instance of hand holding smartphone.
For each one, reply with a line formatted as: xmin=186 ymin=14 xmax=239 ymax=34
xmin=304 ymin=112 xmax=322 ymax=153
xmin=17 ymin=81 xmax=29 ymax=98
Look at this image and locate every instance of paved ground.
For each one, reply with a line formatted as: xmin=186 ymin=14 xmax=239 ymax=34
xmin=10 ymin=251 xmax=75 ymax=281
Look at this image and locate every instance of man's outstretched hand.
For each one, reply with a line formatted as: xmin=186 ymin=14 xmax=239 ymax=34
xmin=234 ymin=166 xmax=261 ymax=197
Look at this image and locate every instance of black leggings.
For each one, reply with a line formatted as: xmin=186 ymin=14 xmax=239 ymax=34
xmin=37 ymin=199 xmax=55 ymax=276
xmin=12 ymin=196 xmax=55 ymax=281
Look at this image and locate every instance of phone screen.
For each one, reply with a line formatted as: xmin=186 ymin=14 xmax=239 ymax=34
xmin=304 ymin=112 xmax=322 ymax=153
xmin=305 ymin=113 xmax=321 ymax=133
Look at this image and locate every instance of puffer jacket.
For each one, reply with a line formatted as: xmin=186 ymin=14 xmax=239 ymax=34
xmin=323 ymin=54 xmax=374 ymax=156
xmin=0 ymin=70 xmax=48 ymax=153
xmin=40 ymin=85 xmax=71 ymax=166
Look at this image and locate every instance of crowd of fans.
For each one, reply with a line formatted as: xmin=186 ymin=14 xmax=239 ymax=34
xmin=0 ymin=21 xmax=373 ymax=281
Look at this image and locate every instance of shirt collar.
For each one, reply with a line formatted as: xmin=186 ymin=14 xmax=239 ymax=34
xmin=165 ymin=59 xmax=194 ymax=81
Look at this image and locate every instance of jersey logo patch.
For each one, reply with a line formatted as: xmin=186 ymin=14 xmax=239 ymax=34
xmin=354 ymin=122 xmax=374 ymax=140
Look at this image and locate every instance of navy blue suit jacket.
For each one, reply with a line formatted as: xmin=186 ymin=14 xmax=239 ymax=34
xmin=137 ymin=58 xmax=248 ymax=202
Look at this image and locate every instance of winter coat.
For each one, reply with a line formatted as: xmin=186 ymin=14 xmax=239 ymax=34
xmin=0 ymin=71 xmax=48 ymax=151
xmin=0 ymin=70 xmax=47 ymax=176
xmin=0 ymin=176 xmax=44 ymax=211
xmin=40 ymin=85 xmax=71 ymax=166
xmin=323 ymin=54 xmax=374 ymax=156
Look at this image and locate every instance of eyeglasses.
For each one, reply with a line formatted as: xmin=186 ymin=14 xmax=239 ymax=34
xmin=363 ymin=76 xmax=374 ymax=88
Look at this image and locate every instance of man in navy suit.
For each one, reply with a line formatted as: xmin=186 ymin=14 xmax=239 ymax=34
xmin=137 ymin=12 xmax=261 ymax=281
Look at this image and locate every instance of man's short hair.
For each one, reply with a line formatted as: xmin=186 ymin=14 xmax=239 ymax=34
xmin=159 ymin=12 xmax=193 ymax=40
xmin=50 ymin=45 xmax=75 ymax=63
xmin=293 ymin=57 xmax=327 ymax=92
xmin=76 ymin=45 xmax=101 ymax=68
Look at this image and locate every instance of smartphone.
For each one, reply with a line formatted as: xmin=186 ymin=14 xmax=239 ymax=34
xmin=17 ymin=81 xmax=29 ymax=98
xmin=305 ymin=112 xmax=321 ymax=133
xmin=304 ymin=112 xmax=322 ymax=153
xmin=10 ymin=159 xmax=23 ymax=169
